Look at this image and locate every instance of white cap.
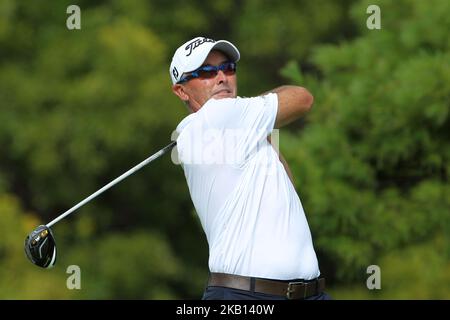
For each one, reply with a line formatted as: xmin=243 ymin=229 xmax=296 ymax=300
xmin=170 ymin=36 xmax=240 ymax=84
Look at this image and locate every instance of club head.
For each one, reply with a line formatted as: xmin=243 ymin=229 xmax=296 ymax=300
xmin=24 ymin=225 xmax=57 ymax=268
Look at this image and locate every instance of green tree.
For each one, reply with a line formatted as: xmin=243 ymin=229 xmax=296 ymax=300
xmin=0 ymin=0 xmax=204 ymax=299
xmin=280 ymin=0 xmax=450 ymax=298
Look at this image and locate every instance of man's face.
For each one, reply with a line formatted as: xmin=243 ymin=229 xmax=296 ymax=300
xmin=172 ymin=50 xmax=237 ymax=112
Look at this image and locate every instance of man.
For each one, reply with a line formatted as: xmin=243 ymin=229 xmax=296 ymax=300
xmin=170 ymin=36 xmax=329 ymax=300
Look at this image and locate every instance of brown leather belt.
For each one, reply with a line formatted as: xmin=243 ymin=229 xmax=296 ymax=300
xmin=208 ymin=272 xmax=325 ymax=299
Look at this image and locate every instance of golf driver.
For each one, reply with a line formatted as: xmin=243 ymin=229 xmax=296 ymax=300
xmin=24 ymin=141 xmax=177 ymax=268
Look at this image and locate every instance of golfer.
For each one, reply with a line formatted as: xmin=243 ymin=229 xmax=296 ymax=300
xmin=170 ymin=37 xmax=330 ymax=300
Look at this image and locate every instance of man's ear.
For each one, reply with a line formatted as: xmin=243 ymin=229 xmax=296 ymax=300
xmin=172 ymin=84 xmax=189 ymax=102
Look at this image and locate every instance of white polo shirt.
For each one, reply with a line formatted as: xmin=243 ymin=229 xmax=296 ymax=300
xmin=175 ymin=93 xmax=320 ymax=280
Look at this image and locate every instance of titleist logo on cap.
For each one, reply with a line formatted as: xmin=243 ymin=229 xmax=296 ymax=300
xmin=184 ymin=37 xmax=215 ymax=57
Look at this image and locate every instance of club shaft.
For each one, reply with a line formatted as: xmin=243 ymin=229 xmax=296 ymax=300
xmin=46 ymin=141 xmax=176 ymax=228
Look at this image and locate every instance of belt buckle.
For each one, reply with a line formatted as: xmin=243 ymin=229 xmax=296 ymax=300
xmin=286 ymin=281 xmax=305 ymax=299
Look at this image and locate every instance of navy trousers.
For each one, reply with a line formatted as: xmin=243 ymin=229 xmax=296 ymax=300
xmin=202 ymin=286 xmax=332 ymax=300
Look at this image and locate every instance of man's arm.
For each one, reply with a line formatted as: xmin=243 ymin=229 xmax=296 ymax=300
xmin=262 ymin=85 xmax=313 ymax=184
xmin=262 ymin=85 xmax=314 ymax=128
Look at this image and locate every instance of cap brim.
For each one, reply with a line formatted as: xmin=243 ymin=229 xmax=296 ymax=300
xmin=184 ymin=40 xmax=240 ymax=73
xmin=210 ymin=40 xmax=240 ymax=63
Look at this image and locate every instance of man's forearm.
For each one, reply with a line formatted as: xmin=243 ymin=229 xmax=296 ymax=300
xmin=261 ymin=85 xmax=314 ymax=128
xmin=260 ymin=85 xmax=301 ymax=96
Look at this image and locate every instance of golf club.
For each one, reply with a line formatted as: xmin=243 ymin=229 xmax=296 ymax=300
xmin=24 ymin=141 xmax=177 ymax=268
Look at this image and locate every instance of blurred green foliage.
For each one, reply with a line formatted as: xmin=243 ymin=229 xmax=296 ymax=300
xmin=0 ymin=0 xmax=448 ymax=299
xmin=280 ymin=0 xmax=450 ymax=299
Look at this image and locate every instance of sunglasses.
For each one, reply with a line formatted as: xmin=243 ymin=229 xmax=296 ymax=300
xmin=177 ymin=62 xmax=237 ymax=84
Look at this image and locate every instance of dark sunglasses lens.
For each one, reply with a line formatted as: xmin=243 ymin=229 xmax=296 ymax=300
xmin=223 ymin=63 xmax=236 ymax=75
xmin=197 ymin=69 xmax=218 ymax=78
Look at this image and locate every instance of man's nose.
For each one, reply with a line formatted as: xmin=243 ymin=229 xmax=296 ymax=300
xmin=216 ymin=70 xmax=228 ymax=84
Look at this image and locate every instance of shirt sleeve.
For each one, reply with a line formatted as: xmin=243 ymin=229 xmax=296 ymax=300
xmin=202 ymin=93 xmax=278 ymax=161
